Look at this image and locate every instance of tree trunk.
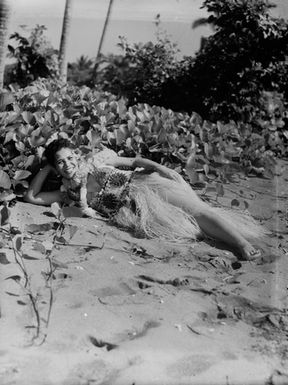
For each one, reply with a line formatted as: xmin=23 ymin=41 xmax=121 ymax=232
xmin=0 ymin=0 xmax=11 ymax=89
xmin=59 ymin=0 xmax=73 ymax=82
xmin=93 ymin=0 xmax=114 ymax=80
xmin=97 ymin=0 xmax=113 ymax=61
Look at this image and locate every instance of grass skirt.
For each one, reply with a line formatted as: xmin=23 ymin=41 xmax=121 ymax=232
xmin=114 ymin=173 xmax=201 ymax=241
xmin=112 ymin=169 xmax=267 ymax=243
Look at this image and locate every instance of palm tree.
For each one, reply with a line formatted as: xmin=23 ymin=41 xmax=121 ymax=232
xmin=192 ymin=16 xmax=215 ymax=51
xmin=96 ymin=0 xmax=114 ymax=61
xmin=59 ymin=0 xmax=73 ymax=82
xmin=192 ymin=17 xmax=212 ymax=30
xmin=93 ymin=0 xmax=114 ymax=80
xmin=75 ymin=55 xmax=93 ymax=71
xmin=0 ymin=0 xmax=11 ymax=89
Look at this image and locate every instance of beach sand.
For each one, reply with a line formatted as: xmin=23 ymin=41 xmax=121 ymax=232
xmin=1 ymin=160 xmax=288 ymax=385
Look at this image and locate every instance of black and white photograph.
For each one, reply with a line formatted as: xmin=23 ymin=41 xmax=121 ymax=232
xmin=0 ymin=0 xmax=288 ymax=384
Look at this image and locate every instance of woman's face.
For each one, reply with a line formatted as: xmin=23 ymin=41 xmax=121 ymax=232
xmin=54 ymin=147 xmax=78 ymax=179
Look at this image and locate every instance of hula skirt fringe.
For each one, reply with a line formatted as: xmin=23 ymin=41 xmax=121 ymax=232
xmin=112 ymin=169 xmax=267 ymax=243
xmin=115 ymin=176 xmax=202 ymax=242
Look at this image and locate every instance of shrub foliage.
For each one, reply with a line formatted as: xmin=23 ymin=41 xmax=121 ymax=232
xmin=184 ymin=0 xmax=288 ymax=122
xmin=0 ymin=79 xmax=286 ymax=200
xmin=95 ymin=35 xmax=181 ymax=107
xmin=95 ymin=0 xmax=288 ymax=127
xmin=6 ymin=25 xmax=59 ymax=88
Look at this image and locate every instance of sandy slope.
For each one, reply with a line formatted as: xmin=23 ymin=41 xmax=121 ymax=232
xmin=1 ymin=160 xmax=288 ymax=385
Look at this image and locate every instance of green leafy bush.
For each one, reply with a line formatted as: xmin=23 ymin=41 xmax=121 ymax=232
xmin=94 ymin=0 xmax=288 ymax=135
xmin=95 ymin=33 xmax=182 ymax=107
xmin=0 ymin=79 xmax=285 ymax=200
xmin=6 ymin=25 xmax=59 ymax=88
xmin=182 ymin=0 xmax=288 ymax=123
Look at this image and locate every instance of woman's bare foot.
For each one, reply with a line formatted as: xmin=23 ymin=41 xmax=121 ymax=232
xmin=239 ymin=242 xmax=261 ymax=261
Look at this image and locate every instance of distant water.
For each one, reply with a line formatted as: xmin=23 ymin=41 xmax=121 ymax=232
xmin=8 ymin=0 xmax=288 ymax=64
xmin=10 ymin=16 xmax=211 ymax=63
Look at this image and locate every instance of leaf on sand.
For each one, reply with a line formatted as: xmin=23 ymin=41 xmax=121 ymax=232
xmin=0 ymin=252 xmax=10 ymax=265
xmin=17 ymin=300 xmax=27 ymax=306
xmin=0 ymin=205 xmax=10 ymax=226
xmin=51 ymin=202 xmax=61 ymax=218
xmin=51 ymin=259 xmax=68 ymax=269
xmin=5 ymin=291 xmax=20 ymax=297
xmin=5 ymin=275 xmax=21 ymax=282
xmin=68 ymin=225 xmax=78 ymax=239
xmin=55 ymin=236 xmax=67 ymax=244
xmin=88 ymin=336 xmax=118 ymax=351
xmin=43 ymin=211 xmax=58 ymax=218
xmin=32 ymin=242 xmax=47 ymax=255
xmin=12 ymin=235 xmax=22 ymax=251
xmin=22 ymin=254 xmax=40 ymax=260
xmin=25 ymin=223 xmax=54 ymax=234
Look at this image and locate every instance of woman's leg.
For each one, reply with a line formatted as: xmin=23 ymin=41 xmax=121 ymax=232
xmin=162 ymin=183 xmax=259 ymax=260
xmin=192 ymin=206 xmax=258 ymax=260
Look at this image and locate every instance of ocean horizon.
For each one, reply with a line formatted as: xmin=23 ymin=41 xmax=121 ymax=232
xmin=10 ymin=15 xmax=211 ymax=63
xmin=9 ymin=0 xmax=288 ymax=64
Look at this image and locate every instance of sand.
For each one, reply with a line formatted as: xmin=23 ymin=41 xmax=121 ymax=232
xmin=1 ymin=160 xmax=288 ymax=385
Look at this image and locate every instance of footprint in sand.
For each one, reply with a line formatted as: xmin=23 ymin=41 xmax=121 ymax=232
xmin=166 ymin=354 xmax=218 ymax=378
xmin=66 ymin=359 xmax=116 ymax=385
xmin=90 ymin=280 xmax=156 ymax=305
xmin=90 ymin=281 xmax=136 ymax=298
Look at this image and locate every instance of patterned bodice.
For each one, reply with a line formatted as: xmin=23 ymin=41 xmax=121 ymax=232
xmin=60 ymin=148 xmax=135 ymax=217
xmin=61 ymin=164 xmax=133 ymax=217
xmin=87 ymin=167 xmax=133 ymax=216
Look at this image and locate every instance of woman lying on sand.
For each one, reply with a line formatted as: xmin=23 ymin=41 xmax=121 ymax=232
xmin=24 ymin=138 xmax=266 ymax=261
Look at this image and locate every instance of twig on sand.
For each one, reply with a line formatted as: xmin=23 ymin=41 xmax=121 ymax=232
xmin=186 ymin=324 xmax=202 ymax=335
xmin=55 ymin=241 xmax=105 ymax=249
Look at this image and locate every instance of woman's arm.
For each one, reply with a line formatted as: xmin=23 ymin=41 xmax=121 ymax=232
xmin=108 ymin=156 xmax=177 ymax=180
xmin=24 ymin=165 xmax=64 ymax=206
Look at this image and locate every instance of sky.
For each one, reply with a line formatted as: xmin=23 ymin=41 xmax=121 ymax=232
xmin=11 ymin=0 xmax=208 ymax=22
xmin=7 ymin=0 xmax=288 ymax=63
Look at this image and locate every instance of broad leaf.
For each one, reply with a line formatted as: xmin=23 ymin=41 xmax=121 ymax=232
xmin=14 ymin=170 xmax=31 ymax=181
xmin=25 ymin=223 xmax=54 ymax=234
xmin=22 ymin=111 xmax=34 ymax=124
xmin=68 ymin=225 xmax=78 ymax=239
xmin=51 ymin=202 xmax=61 ymax=218
xmin=32 ymin=242 xmax=47 ymax=255
xmin=0 ymin=170 xmax=11 ymax=189
xmin=0 ymin=252 xmax=10 ymax=265
xmin=5 ymin=275 xmax=21 ymax=282
xmin=14 ymin=235 xmax=22 ymax=251
xmin=22 ymin=254 xmax=40 ymax=260
xmin=0 ymin=205 xmax=10 ymax=226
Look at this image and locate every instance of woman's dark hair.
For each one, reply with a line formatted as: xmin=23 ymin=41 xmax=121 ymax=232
xmin=44 ymin=138 xmax=75 ymax=167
